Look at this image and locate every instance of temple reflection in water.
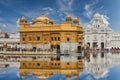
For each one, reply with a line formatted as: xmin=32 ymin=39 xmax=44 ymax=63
xmin=1 ymin=12 xmax=120 ymax=79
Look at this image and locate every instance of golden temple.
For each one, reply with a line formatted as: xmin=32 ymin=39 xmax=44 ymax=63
xmin=19 ymin=12 xmax=84 ymax=79
xmin=19 ymin=12 xmax=82 ymax=51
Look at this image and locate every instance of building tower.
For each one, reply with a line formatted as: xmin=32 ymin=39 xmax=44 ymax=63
xmin=66 ymin=14 xmax=72 ymax=22
xmin=19 ymin=16 xmax=28 ymax=24
xmin=73 ymin=17 xmax=79 ymax=24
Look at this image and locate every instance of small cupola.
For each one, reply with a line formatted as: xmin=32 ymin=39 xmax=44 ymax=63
xmin=66 ymin=14 xmax=72 ymax=22
xmin=73 ymin=16 xmax=79 ymax=24
xmin=19 ymin=16 xmax=27 ymax=24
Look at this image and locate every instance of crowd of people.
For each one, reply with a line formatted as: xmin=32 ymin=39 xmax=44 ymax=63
xmin=85 ymin=47 xmax=120 ymax=54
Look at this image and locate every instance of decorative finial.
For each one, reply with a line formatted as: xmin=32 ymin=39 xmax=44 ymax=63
xmin=66 ymin=13 xmax=72 ymax=22
xmin=21 ymin=16 xmax=25 ymax=19
xmin=42 ymin=10 xmax=44 ymax=16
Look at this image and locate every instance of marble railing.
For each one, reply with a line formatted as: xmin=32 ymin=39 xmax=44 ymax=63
xmin=0 ymin=51 xmax=56 ymax=54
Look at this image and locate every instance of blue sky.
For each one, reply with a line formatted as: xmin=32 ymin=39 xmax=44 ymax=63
xmin=0 ymin=0 xmax=120 ymax=33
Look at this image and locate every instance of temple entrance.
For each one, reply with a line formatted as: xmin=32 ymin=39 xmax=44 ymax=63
xmin=33 ymin=47 xmax=36 ymax=51
xmin=5 ymin=64 xmax=9 ymax=68
xmin=93 ymin=42 xmax=97 ymax=48
xmin=56 ymin=45 xmax=60 ymax=60
xmin=56 ymin=45 xmax=60 ymax=53
xmin=87 ymin=42 xmax=90 ymax=47
xmin=101 ymin=52 xmax=104 ymax=58
xmin=101 ymin=42 xmax=104 ymax=58
xmin=101 ymin=42 xmax=104 ymax=49
xmin=77 ymin=46 xmax=81 ymax=53
xmin=51 ymin=45 xmax=54 ymax=50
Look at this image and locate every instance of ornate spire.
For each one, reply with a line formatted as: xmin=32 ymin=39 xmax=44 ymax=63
xmin=21 ymin=16 xmax=26 ymax=20
xmin=66 ymin=13 xmax=72 ymax=22
xmin=41 ymin=10 xmax=44 ymax=16
xmin=19 ymin=16 xmax=27 ymax=24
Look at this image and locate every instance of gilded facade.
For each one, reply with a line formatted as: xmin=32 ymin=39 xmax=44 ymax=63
xmin=20 ymin=59 xmax=83 ymax=78
xmin=18 ymin=12 xmax=83 ymax=78
xmin=19 ymin=13 xmax=83 ymax=52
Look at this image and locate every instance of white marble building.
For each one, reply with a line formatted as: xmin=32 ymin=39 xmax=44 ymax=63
xmin=107 ymin=32 xmax=120 ymax=48
xmin=0 ymin=29 xmax=5 ymax=38
xmin=84 ymin=13 xmax=120 ymax=79
xmin=9 ymin=33 xmax=20 ymax=39
xmin=84 ymin=13 xmax=120 ymax=49
xmin=60 ymin=42 xmax=79 ymax=53
xmin=0 ymin=33 xmax=20 ymax=49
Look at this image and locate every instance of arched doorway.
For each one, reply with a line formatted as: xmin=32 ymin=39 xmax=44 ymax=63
xmin=77 ymin=46 xmax=81 ymax=53
xmin=51 ymin=45 xmax=54 ymax=50
xmin=101 ymin=42 xmax=104 ymax=49
xmin=33 ymin=47 xmax=36 ymax=52
xmin=101 ymin=42 xmax=104 ymax=58
xmin=56 ymin=45 xmax=60 ymax=53
xmin=101 ymin=52 xmax=104 ymax=58
xmin=87 ymin=42 xmax=90 ymax=47
xmin=56 ymin=45 xmax=60 ymax=60
xmin=93 ymin=42 xmax=97 ymax=48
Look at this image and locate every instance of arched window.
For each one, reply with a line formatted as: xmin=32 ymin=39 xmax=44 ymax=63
xmin=98 ymin=25 xmax=100 ymax=27
xmin=87 ymin=42 xmax=90 ymax=47
xmin=67 ymin=38 xmax=70 ymax=41
xmin=101 ymin=42 xmax=104 ymax=49
xmin=67 ymin=62 xmax=70 ymax=65
xmin=37 ymin=63 xmax=40 ymax=66
xmin=23 ymin=38 xmax=25 ymax=41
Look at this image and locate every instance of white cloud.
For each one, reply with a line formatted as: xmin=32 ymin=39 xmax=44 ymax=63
xmin=84 ymin=4 xmax=93 ymax=18
xmin=0 ymin=23 xmax=8 ymax=28
xmin=18 ymin=7 xmax=56 ymax=20
xmin=0 ymin=22 xmax=19 ymax=33
xmin=56 ymin=0 xmax=80 ymax=22
xmin=84 ymin=0 xmax=103 ymax=19
xmin=19 ymin=10 xmax=40 ymax=18
xmin=42 ymin=7 xmax=54 ymax=12
xmin=42 ymin=7 xmax=56 ymax=16
xmin=16 ymin=19 xmax=20 ymax=27
xmin=56 ymin=0 xmax=74 ymax=14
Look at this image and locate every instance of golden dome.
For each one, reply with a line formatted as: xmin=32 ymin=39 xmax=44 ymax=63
xmin=32 ymin=11 xmax=53 ymax=24
xmin=74 ymin=16 xmax=79 ymax=23
xmin=66 ymin=14 xmax=72 ymax=21
xmin=36 ymin=12 xmax=49 ymax=21
xmin=36 ymin=15 xmax=49 ymax=21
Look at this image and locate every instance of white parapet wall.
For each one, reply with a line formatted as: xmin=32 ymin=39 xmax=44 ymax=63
xmin=0 ymin=62 xmax=20 ymax=68
xmin=60 ymin=56 xmax=78 ymax=62
xmin=60 ymin=42 xmax=79 ymax=53
xmin=36 ymin=43 xmax=51 ymax=50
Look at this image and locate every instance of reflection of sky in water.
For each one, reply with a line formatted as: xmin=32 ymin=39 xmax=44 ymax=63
xmin=99 ymin=66 xmax=120 ymax=80
xmin=0 ymin=66 xmax=120 ymax=80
